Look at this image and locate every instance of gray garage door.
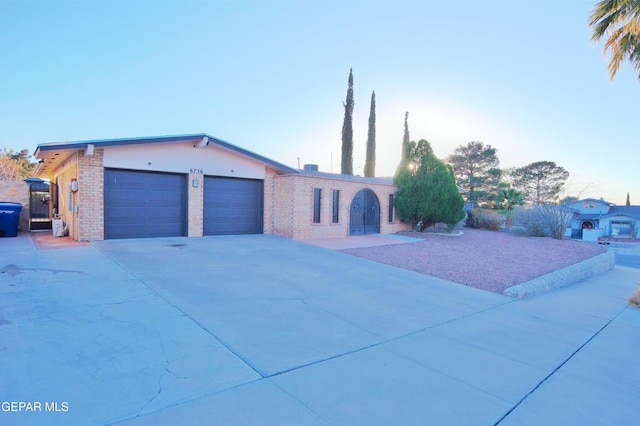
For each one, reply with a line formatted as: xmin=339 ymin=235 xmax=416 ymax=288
xmin=204 ymin=176 xmax=263 ymax=235
xmin=104 ymin=169 xmax=186 ymax=239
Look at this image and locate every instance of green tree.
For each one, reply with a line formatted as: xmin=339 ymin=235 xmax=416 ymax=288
xmin=394 ymin=139 xmax=465 ymax=230
xmin=341 ymin=68 xmax=354 ymax=175
xmin=627 ymin=192 xmax=631 ymax=205
xmin=510 ymin=161 xmax=570 ymax=205
xmin=364 ymin=90 xmax=376 ymax=177
xmin=492 ymin=186 xmax=524 ymax=228
xmin=589 ymin=0 xmax=640 ymax=80
xmin=394 ymin=111 xmax=411 ymax=179
xmin=447 ymin=141 xmax=501 ymax=206
xmin=0 ymin=147 xmax=36 ymax=180
xmin=493 ymin=187 xmax=525 ymax=212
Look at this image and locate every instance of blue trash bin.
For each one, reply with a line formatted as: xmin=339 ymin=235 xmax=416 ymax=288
xmin=0 ymin=202 xmax=24 ymax=237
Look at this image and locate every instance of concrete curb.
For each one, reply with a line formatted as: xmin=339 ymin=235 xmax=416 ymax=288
xmin=502 ymin=251 xmax=615 ymax=299
xmin=423 ymin=230 xmax=464 ymax=237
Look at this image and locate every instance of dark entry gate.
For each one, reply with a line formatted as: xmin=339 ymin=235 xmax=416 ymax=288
xmin=27 ymin=178 xmax=52 ymax=230
xmin=349 ymin=189 xmax=380 ymax=235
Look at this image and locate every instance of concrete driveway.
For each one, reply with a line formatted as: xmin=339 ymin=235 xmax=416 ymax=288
xmin=1 ymin=234 xmax=639 ymax=425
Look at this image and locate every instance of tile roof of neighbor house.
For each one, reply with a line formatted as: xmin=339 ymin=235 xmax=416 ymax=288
xmin=34 ymin=133 xmax=298 ymax=175
xmin=296 ymin=169 xmax=395 ymax=185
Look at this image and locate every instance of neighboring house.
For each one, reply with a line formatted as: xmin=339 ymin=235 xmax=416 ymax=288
xmin=32 ymin=134 xmax=410 ymax=241
xmin=567 ymin=198 xmax=640 ymax=241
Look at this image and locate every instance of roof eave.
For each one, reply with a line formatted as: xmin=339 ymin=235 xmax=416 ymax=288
xmin=35 ymin=133 xmax=298 ymax=175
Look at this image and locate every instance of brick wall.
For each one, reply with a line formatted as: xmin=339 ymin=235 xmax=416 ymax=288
xmin=0 ymin=180 xmax=29 ymax=232
xmin=272 ymin=174 xmax=295 ymax=237
xmin=52 ymin=156 xmax=80 ymax=240
xmin=187 ymin=173 xmax=203 ymax=237
xmin=263 ymin=168 xmax=277 ymax=234
xmin=77 ymin=149 xmax=104 ymax=240
xmin=273 ymin=174 xmax=411 ymax=240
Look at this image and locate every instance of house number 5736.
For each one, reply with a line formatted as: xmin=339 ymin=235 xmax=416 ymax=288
xmin=190 ymin=168 xmax=203 ymax=174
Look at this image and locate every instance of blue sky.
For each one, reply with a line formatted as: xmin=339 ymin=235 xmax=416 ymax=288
xmin=1 ymin=0 xmax=637 ymax=204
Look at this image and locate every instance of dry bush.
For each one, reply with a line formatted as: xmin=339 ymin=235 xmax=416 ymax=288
xmin=510 ymin=205 xmax=572 ymax=239
xmin=466 ymin=209 xmax=504 ymax=231
xmin=629 ymin=286 xmax=640 ymax=309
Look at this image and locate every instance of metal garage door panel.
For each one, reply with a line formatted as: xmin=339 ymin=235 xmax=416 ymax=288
xmin=105 ymin=169 xmax=186 ymax=239
xmin=204 ymin=177 xmax=263 ymax=235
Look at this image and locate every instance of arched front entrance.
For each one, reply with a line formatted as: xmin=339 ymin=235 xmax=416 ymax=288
xmin=575 ymin=220 xmax=595 ymax=239
xmin=349 ymin=189 xmax=380 ymax=235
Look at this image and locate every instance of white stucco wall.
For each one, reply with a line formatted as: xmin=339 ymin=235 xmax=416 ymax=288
xmin=102 ymin=142 xmax=266 ymax=179
xmin=568 ymin=200 xmax=610 ymax=215
xmin=582 ymin=228 xmax=604 ymax=242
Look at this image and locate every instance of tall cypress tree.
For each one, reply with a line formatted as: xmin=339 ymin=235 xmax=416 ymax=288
xmin=394 ymin=111 xmax=411 ymax=180
xmin=627 ymin=192 xmax=631 ymax=206
xmin=364 ymin=90 xmax=376 ymax=177
xmin=341 ymin=68 xmax=354 ymax=175
xmin=402 ymin=111 xmax=410 ymax=162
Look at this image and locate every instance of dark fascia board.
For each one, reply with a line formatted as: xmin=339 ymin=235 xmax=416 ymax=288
xmin=35 ymin=133 xmax=298 ymax=175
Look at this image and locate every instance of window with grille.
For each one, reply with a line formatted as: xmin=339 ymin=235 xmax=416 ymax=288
xmin=313 ymin=188 xmax=321 ymax=223
xmin=332 ymin=190 xmax=339 ymax=223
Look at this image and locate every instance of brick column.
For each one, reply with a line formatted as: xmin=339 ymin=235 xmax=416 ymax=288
xmin=187 ymin=173 xmax=203 ymax=237
xmin=77 ymin=149 xmax=104 ymax=240
xmin=263 ymin=168 xmax=277 ymax=234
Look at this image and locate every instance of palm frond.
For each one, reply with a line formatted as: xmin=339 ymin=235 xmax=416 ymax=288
xmin=589 ymin=0 xmax=640 ymax=79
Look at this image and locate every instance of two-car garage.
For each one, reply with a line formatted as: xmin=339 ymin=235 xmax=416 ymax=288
xmin=34 ymin=134 xmax=297 ymax=241
xmin=104 ymin=169 xmax=264 ymax=239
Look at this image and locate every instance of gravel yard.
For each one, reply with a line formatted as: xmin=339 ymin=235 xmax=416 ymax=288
xmin=341 ymin=228 xmax=607 ymax=294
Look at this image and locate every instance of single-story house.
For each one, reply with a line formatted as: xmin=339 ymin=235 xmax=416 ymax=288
xmin=567 ymin=198 xmax=640 ymax=241
xmin=32 ymin=134 xmax=411 ymax=241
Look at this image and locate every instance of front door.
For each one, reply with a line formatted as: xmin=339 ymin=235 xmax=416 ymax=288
xmin=349 ymin=189 xmax=380 ymax=235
